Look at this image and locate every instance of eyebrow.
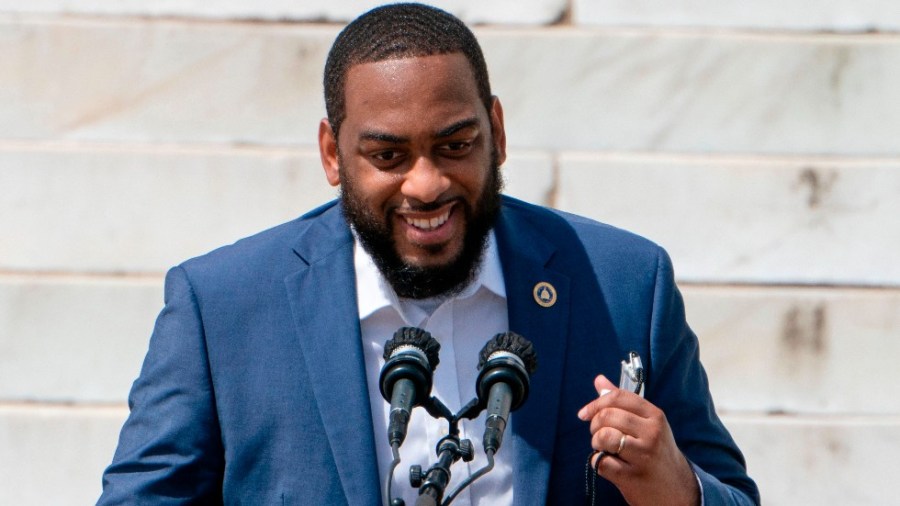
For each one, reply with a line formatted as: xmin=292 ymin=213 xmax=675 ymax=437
xmin=435 ymin=117 xmax=480 ymax=138
xmin=359 ymin=131 xmax=408 ymax=144
xmin=358 ymin=117 xmax=481 ymax=144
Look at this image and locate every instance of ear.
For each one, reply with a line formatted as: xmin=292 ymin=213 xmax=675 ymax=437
xmin=318 ymin=118 xmax=341 ymax=187
xmin=489 ymin=96 xmax=507 ymax=166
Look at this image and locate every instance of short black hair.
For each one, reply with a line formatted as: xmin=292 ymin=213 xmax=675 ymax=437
xmin=323 ymin=3 xmax=493 ymax=137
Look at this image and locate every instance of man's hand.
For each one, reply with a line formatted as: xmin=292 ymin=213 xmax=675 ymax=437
xmin=577 ymin=374 xmax=700 ymax=506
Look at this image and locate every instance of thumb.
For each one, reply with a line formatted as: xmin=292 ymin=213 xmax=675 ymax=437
xmin=594 ymin=374 xmax=617 ymax=395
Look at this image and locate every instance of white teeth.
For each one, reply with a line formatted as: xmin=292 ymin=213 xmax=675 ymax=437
xmin=406 ymin=211 xmax=449 ymax=231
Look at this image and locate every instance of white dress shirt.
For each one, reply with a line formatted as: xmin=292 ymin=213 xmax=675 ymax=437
xmin=355 ymin=231 xmax=514 ymax=506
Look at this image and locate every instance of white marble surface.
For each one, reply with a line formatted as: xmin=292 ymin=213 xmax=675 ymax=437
xmin=684 ymin=285 xmax=900 ymax=415
xmin=4 ymin=19 xmax=900 ymax=155
xmin=0 ymin=0 xmax=567 ymax=25
xmin=556 ymin=155 xmax=900 ymax=285
xmin=724 ymin=414 xmax=900 ymax=505
xmin=0 ymin=19 xmax=336 ymax=146
xmin=574 ymin=0 xmax=900 ymax=32
xmin=0 ymin=404 xmax=126 ymax=505
xmin=501 ymin=150 xmax=556 ymax=206
xmin=0 ymin=146 xmax=336 ymax=273
xmin=0 ymin=276 xmax=160 ymax=403
xmin=483 ymin=30 xmax=900 ymax=155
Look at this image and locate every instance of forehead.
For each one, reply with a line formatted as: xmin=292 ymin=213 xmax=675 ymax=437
xmin=341 ymin=53 xmax=484 ymax=133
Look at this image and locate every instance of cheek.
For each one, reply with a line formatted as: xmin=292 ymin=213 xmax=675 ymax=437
xmin=464 ymin=165 xmax=494 ymax=199
xmin=343 ymin=165 xmax=403 ymax=210
xmin=442 ymin=158 xmax=488 ymax=193
xmin=368 ymin=175 xmax=407 ymax=213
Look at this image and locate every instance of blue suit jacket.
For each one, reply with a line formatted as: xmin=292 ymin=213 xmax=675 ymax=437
xmin=100 ymin=196 xmax=759 ymax=505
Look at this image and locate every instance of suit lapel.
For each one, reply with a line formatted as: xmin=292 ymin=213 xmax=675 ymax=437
xmin=495 ymin=203 xmax=571 ymax=504
xmin=283 ymin=204 xmax=380 ymax=505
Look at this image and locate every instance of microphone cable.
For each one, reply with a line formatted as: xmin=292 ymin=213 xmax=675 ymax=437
xmin=441 ymin=449 xmax=494 ymax=505
xmin=384 ymin=442 xmax=401 ymax=506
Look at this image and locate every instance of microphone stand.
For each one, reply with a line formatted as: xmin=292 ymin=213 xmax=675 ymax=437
xmin=384 ymin=396 xmax=501 ymax=506
xmin=438 ymin=398 xmax=495 ymax=505
xmin=383 ymin=396 xmax=461 ymax=506
xmin=412 ymin=397 xmax=496 ymax=506
xmin=413 ymin=431 xmax=471 ymax=506
xmin=410 ymin=397 xmax=471 ymax=506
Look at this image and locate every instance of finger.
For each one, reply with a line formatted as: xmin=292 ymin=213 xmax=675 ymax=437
xmin=594 ymin=380 xmax=658 ymax=420
xmin=591 ymin=449 xmax=634 ymax=478
xmin=590 ymin=426 xmax=626 ymax=454
xmin=588 ymin=405 xmax=644 ymax=436
xmin=580 ymin=374 xmax=657 ymax=421
xmin=577 ymin=399 xmax=596 ymax=421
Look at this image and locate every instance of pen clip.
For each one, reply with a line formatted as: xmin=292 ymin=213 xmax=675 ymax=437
xmin=619 ymin=351 xmax=644 ymax=397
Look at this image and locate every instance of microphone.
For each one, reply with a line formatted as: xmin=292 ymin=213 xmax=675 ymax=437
xmin=476 ymin=332 xmax=538 ymax=454
xmin=379 ymin=327 xmax=441 ymax=447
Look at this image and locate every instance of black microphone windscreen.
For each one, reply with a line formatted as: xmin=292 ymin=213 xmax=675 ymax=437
xmin=478 ymin=332 xmax=537 ymax=374
xmin=383 ymin=326 xmax=441 ymax=371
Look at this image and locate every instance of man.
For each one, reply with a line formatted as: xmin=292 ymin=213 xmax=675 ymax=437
xmin=100 ymin=3 xmax=759 ymax=505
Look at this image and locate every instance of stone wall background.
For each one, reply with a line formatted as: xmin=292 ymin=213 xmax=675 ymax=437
xmin=1 ymin=1 xmax=898 ymax=503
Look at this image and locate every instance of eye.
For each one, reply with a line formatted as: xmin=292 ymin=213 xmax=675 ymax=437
xmin=371 ymin=150 xmax=404 ymax=163
xmin=439 ymin=140 xmax=472 ymax=155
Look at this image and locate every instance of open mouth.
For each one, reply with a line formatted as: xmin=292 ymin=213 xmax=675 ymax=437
xmin=403 ymin=209 xmax=451 ymax=231
xmin=394 ymin=201 xmax=460 ymax=251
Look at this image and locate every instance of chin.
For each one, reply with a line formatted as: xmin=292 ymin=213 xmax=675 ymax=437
xmin=400 ymin=244 xmax=463 ymax=269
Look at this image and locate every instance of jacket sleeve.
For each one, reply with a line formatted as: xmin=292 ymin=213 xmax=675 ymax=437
xmin=98 ymin=266 xmax=224 ymax=505
xmin=647 ymin=249 xmax=760 ymax=506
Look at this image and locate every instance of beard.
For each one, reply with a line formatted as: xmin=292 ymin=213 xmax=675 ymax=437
xmin=340 ymin=153 xmax=503 ymax=300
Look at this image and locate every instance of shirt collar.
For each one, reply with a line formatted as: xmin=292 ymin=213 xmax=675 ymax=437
xmin=354 ymin=230 xmax=506 ymax=323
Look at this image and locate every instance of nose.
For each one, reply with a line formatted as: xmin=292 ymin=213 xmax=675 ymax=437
xmin=400 ymin=156 xmax=450 ymax=205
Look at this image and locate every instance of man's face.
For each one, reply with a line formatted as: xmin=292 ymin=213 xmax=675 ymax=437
xmin=318 ymin=53 xmax=507 ymax=298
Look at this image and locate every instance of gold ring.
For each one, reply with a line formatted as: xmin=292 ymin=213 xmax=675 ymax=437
xmin=615 ymin=434 xmax=626 ymax=454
